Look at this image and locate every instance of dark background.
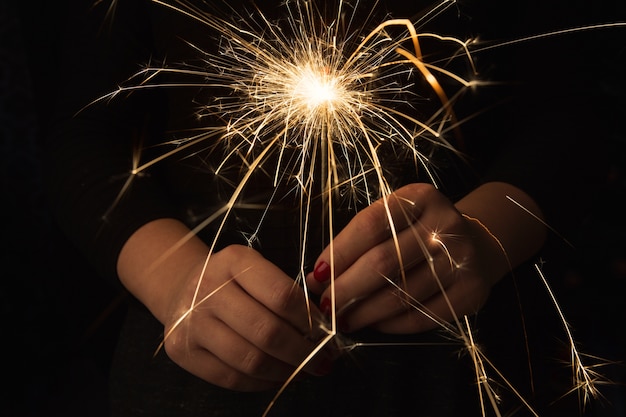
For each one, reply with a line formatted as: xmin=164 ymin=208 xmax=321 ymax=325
xmin=2 ymin=0 xmax=625 ymax=416
xmin=2 ymin=1 xmax=126 ymax=416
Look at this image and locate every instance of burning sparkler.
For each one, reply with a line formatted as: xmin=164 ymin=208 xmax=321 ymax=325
xmin=86 ymin=0 xmax=624 ymax=415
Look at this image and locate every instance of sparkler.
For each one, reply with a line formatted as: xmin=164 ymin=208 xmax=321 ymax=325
xmin=88 ymin=0 xmax=624 ymax=415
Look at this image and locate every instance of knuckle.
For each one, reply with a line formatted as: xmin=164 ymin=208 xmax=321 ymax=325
xmin=240 ymin=349 xmax=269 ymax=376
xmin=355 ymin=205 xmax=388 ymax=236
xmin=163 ymin=331 xmax=188 ymax=361
xmin=369 ymin=244 xmax=401 ymax=276
xmin=217 ymin=244 xmax=250 ymax=262
xmin=408 ymin=182 xmax=436 ymax=198
xmin=220 ymin=370 xmax=246 ymax=391
xmin=253 ymin=318 xmax=283 ymax=350
xmin=446 ymin=208 xmax=466 ymax=230
xmin=269 ymin=280 xmax=300 ymax=312
xmin=395 ymin=182 xmax=434 ymax=203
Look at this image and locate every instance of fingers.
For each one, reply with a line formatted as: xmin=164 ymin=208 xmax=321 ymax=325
xmin=165 ymin=318 xmax=284 ymax=392
xmin=213 ymin=282 xmax=326 ymax=375
xmin=307 ymin=183 xmax=435 ymax=294
xmin=371 ymin=272 xmax=492 ymax=334
xmin=334 ymin=250 xmax=461 ymax=332
xmin=226 ymin=246 xmax=319 ymax=336
xmin=165 ymin=245 xmax=331 ymax=391
xmin=305 ymin=183 xmax=482 ymax=334
xmin=318 ymin=218 xmax=437 ymax=317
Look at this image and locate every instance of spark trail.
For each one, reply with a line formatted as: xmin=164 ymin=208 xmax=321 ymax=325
xmin=90 ymin=0 xmax=624 ymax=415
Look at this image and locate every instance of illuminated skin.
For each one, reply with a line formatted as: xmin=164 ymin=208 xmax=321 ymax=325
xmin=117 ymin=180 xmax=546 ymax=391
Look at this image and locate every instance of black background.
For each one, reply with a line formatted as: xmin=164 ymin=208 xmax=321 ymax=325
xmin=2 ymin=0 xmax=625 ymax=416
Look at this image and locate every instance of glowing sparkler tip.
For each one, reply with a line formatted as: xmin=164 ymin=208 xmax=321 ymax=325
xmin=292 ymin=65 xmax=342 ymax=111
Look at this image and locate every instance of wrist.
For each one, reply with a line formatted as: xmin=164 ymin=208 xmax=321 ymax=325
xmin=117 ymin=218 xmax=210 ymax=324
xmin=455 ymin=182 xmax=546 ymax=277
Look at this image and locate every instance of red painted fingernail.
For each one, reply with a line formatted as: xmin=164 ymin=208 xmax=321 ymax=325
xmin=313 ymin=261 xmax=331 ymax=282
xmin=319 ymin=297 xmax=331 ymax=316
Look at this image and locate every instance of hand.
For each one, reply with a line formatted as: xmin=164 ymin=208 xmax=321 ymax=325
xmin=165 ymin=245 xmax=333 ymax=391
xmin=305 ymin=182 xmax=534 ymax=334
xmin=118 ymin=220 xmax=332 ymax=392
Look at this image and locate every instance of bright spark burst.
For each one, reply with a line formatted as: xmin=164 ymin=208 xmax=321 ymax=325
xmin=107 ymin=0 xmax=476 ymax=211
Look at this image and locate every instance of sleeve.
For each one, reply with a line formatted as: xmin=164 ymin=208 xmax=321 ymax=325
xmin=44 ymin=0 xmax=178 ymax=286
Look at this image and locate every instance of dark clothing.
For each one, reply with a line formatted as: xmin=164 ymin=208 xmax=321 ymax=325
xmin=45 ymin=0 xmax=618 ymax=416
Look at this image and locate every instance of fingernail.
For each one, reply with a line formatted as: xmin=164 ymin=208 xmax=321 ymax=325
xmin=313 ymin=261 xmax=331 ymax=282
xmin=319 ymin=297 xmax=331 ymax=316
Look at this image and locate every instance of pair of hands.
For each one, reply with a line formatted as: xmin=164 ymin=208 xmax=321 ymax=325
xmin=119 ymin=182 xmax=543 ymax=391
